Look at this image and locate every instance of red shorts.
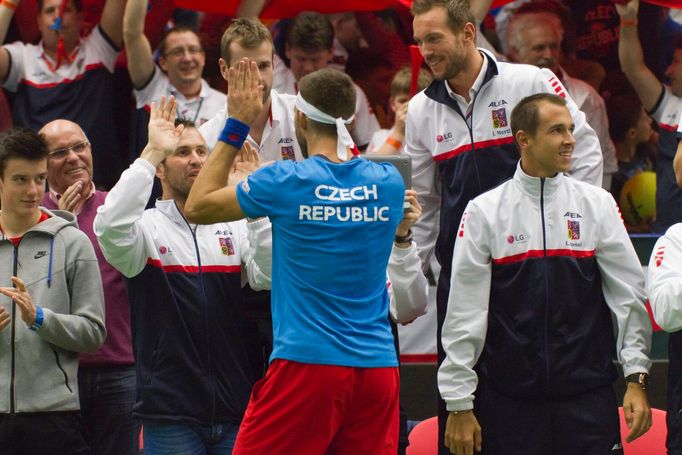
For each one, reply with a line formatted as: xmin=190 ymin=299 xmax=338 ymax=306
xmin=233 ymin=359 xmax=399 ymax=455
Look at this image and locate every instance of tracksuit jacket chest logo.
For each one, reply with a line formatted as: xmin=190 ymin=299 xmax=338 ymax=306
xmin=567 ymin=220 xmax=581 ymax=240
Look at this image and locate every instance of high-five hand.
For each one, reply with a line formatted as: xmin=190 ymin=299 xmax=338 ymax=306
xmin=227 ymin=59 xmax=264 ymax=126
xmin=147 ymin=95 xmax=185 ymax=160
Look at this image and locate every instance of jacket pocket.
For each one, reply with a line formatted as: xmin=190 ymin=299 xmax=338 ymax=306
xmin=52 ymin=349 xmax=72 ymax=393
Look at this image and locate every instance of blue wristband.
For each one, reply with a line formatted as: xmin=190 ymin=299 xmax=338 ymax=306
xmin=30 ymin=306 xmax=44 ymax=331
xmin=219 ymin=117 xmax=250 ymax=149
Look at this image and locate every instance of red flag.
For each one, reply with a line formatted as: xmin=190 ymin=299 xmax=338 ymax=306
xmin=175 ymin=0 xmax=682 ymax=15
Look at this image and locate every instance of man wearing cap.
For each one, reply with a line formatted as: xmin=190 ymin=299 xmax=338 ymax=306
xmin=185 ymin=63 xmax=406 ymax=454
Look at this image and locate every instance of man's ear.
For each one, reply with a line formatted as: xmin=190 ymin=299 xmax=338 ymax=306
xmin=462 ymin=21 xmax=477 ymax=45
xmin=155 ymin=162 xmax=166 ymax=180
xmin=515 ymin=130 xmax=530 ymax=149
xmin=219 ymin=58 xmax=230 ymax=82
xmin=158 ymin=56 xmax=168 ymax=73
xmin=626 ymin=127 xmax=637 ymax=140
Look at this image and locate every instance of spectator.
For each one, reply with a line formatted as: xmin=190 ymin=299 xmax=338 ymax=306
xmin=185 ymin=65 xmax=405 ymax=455
xmin=406 ymin=1 xmax=603 ymax=453
xmin=123 ymin=0 xmax=223 ymax=127
xmin=506 ymin=9 xmax=618 ymax=189
xmin=0 ymin=0 xmax=125 ymax=189
xmin=647 ymin=220 xmax=682 ymax=454
xmin=0 ymin=127 xmax=106 ymax=454
xmin=273 ymin=11 xmax=380 ymax=150
xmin=606 ymin=97 xmax=655 ymax=213
xmin=617 ymin=0 xmax=682 ymax=233
xmin=439 ymin=92 xmax=652 ymax=454
xmin=327 ymin=12 xmax=365 ymax=71
xmin=39 ymin=119 xmax=138 ymax=455
xmin=94 ymin=98 xmax=270 ymax=454
xmin=367 ymin=66 xmax=433 ymax=155
xmin=345 ymin=47 xmax=394 ymax=127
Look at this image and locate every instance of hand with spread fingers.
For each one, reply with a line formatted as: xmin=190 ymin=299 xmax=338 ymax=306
xmin=58 ymin=181 xmax=83 ymax=212
xmin=0 ymin=276 xmax=37 ymax=327
xmin=146 ymin=95 xmax=185 ymax=160
xmin=445 ymin=410 xmax=483 ymax=455
xmin=623 ymin=384 xmax=652 ymax=442
xmin=230 ymin=141 xmax=262 ymax=185
xmin=227 ymin=58 xmax=264 ymax=126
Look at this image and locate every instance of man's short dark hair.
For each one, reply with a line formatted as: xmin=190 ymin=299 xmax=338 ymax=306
xmin=286 ymin=12 xmax=334 ymax=52
xmin=607 ymin=96 xmax=644 ymax=143
xmin=510 ymin=93 xmax=567 ymax=143
xmin=298 ymin=69 xmax=356 ymax=137
xmin=159 ymin=26 xmax=202 ymax=57
xmin=38 ymin=0 xmax=82 ymax=13
xmin=0 ymin=128 xmax=49 ymax=177
xmin=220 ymin=18 xmax=274 ymax=66
xmin=410 ymin=0 xmax=475 ymax=34
xmin=174 ymin=118 xmax=196 ymax=129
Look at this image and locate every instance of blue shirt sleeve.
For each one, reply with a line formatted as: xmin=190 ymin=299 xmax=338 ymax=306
xmin=236 ymin=162 xmax=289 ymax=219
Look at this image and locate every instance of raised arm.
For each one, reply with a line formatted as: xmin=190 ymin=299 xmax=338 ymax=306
xmin=616 ymin=0 xmax=662 ymax=111
xmin=0 ymin=0 xmax=19 ymax=82
xmin=123 ymin=0 xmax=155 ymax=88
xmin=99 ymin=0 xmax=125 ymax=48
xmin=470 ymin=0 xmax=494 ymax=23
xmin=236 ymin=0 xmax=268 ymax=18
xmin=185 ymin=59 xmax=264 ymax=224
xmin=94 ymin=96 xmax=184 ymax=277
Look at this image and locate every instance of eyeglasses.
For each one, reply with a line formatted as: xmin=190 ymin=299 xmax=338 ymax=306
xmin=164 ymin=46 xmax=204 ymax=58
xmin=49 ymin=141 xmax=90 ymax=160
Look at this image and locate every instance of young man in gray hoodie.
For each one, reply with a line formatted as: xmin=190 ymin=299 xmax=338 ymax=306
xmin=0 ymin=127 xmax=106 ymax=455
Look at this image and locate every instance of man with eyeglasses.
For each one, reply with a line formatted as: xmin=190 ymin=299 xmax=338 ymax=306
xmin=38 ymin=119 xmax=138 ymax=455
xmin=123 ymin=0 xmax=223 ymax=130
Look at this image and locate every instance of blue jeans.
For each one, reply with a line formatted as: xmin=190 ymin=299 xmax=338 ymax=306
xmin=78 ymin=365 xmax=140 ymax=455
xmin=143 ymin=420 xmax=239 ymax=455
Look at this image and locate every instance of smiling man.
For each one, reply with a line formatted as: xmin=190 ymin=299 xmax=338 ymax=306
xmin=439 ymin=93 xmax=652 ymax=455
xmin=0 ymin=127 xmax=105 ymax=455
xmin=404 ymin=2 xmax=604 ymax=452
xmin=123 ymin=0 xmax=224 ymax=160
xmin=39 ymin=119 xmax=138 ymax=455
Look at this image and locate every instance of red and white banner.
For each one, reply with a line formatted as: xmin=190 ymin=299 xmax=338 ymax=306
xmin=173 ymin=0 xmax=682 ymax=18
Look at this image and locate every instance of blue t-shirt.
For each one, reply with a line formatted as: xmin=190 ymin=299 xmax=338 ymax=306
xmin=236 ymin=155 xmax=405 ymax=367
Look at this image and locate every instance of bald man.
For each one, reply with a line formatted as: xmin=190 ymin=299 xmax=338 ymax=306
xmin=39 ymin=120 xmax=138 ymax=455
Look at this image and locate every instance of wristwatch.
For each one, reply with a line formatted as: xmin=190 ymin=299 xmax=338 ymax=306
xmin=626 ymin=372 xmax=649 ymax=391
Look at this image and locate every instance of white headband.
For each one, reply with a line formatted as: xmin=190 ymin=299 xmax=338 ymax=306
xmin=295 ymin=93 xmax=355 ymax=161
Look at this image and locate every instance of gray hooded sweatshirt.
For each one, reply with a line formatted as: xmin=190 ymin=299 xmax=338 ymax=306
xmin=0 ymin=207 xmax=105 ymax=414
